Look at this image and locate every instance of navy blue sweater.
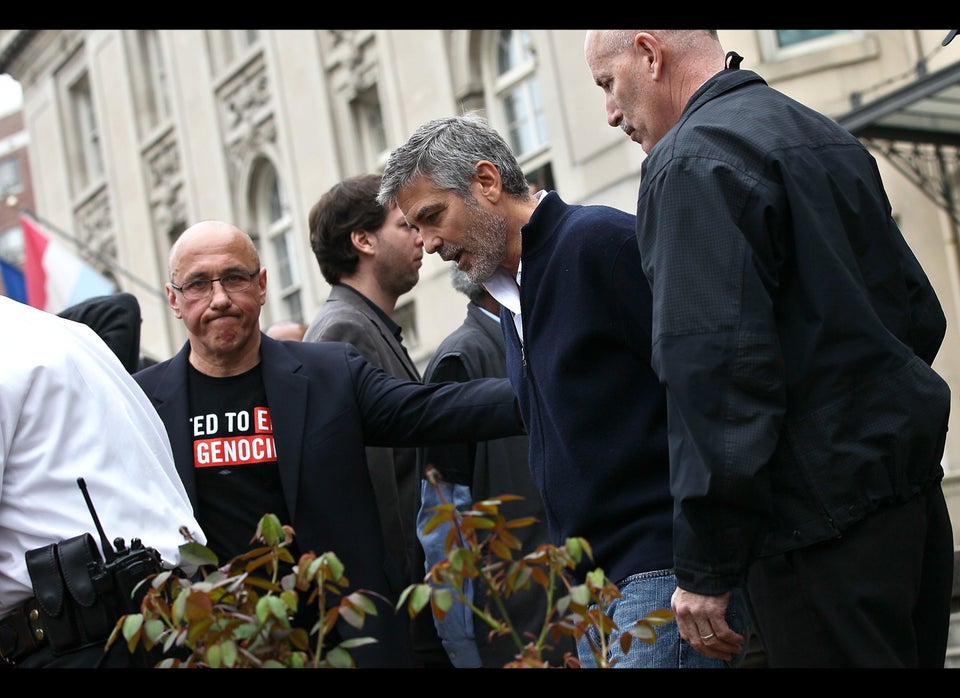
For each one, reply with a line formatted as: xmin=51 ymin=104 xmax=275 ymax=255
xmin=501 ymin=191 xmax=672 ymax=585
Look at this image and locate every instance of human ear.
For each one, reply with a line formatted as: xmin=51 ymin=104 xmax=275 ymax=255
xmin=166 ymin=284 xmax=182 ymax=318
xmin=351 ymin=228 xmax=375 ymax=255
xmin=636 ymin=31 xmax=663 ymax=78
xmin=475 ymin=161 xmax=502 ymax=202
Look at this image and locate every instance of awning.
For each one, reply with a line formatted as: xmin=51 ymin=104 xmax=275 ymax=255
xmin=835 ymin=58 xmax=960 ymax=229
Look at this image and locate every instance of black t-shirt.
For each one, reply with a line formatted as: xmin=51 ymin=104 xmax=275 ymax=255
xmin=187 ymin=363 xmax=294 ymax=563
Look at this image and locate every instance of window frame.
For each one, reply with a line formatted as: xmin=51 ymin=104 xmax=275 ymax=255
xmin=350 ymin=81 xmax=390 ymax=170
xmin=63 ymin=68 xmax=105 ymax=193
xmin=251 ymin=158 xmax=303 ymax=325
xmin=758 ymin=29 xmax=862 ymax=63
xmin=0 ymin=156 xmax=22 ymax=198
xmin=487 ymin=29 xmax=548 ymax=163
xmin=130 ymin=29 xmax=171 ymax=136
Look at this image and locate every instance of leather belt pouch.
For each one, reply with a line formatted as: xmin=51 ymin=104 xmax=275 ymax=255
xmin=25 ymin=533 xmax=110 ymax=653
xmin=56 ymin=535 xmax=114 ymax=638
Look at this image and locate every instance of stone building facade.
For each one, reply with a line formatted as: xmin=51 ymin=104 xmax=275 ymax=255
xmin=0 ymin=108 xmax=33 ymax=269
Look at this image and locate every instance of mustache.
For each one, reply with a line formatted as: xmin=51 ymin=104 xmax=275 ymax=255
xmin=438 ymin=244 xmax=463 ymax=262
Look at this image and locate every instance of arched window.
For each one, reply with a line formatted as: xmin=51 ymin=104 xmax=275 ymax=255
xmin=251 ymin=159 xmax=303 ymax=324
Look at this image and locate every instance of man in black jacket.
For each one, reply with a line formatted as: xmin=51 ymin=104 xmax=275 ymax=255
xmin=584 ymin=29 xmax=954 ymax=668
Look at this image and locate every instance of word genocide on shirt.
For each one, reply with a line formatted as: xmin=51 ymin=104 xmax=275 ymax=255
xmin=191 ymin=407 xmax=277 ymax=468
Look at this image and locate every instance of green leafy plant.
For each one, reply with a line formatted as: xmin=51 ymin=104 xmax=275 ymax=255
xmin=107 ymin=478 xmax=673 ymax=669
xmin=106 ymin=514 xmax=382 ymax=668
xmin=398 ymin=465 xmax=674 ymax=668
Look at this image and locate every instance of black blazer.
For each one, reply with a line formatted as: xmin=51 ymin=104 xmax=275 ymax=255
xmin=134 ymin=335 xmax=521 ymax=667
xmin=304 ymin=283 xmax=421 ymax=581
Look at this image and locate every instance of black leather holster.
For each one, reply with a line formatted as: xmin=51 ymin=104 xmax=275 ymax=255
xmin=25 ymin=533 xmax=129 ymax=655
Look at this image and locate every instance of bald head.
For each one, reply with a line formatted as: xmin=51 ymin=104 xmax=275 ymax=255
xmin=584 ymin=29 xmax=634 ymax=60
xmin=266 ymin=320 xmax=306 ymax=342
xmin=169 ymin=220 xmax=260 ymax=282
xmin=584 ymin=30 xmax=725 ymax=153
xmin=165 ymin=220 xmax=267 ymax=377
xmin=585 ymin=29 xmax=722 ymax=76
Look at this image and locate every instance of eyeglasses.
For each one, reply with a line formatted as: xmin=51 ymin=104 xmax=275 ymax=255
xmin=170 ymin=269 xmax=260 ymax=301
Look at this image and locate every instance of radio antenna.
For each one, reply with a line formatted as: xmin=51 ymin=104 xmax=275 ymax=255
xmin=77 ymin=477 xmax=118 ymax=562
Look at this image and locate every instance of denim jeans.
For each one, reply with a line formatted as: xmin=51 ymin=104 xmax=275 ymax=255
xmin=576 ymin=568 xmax=750 ymax=668
xmin=417 ymin=480 xmax=483 ymax=667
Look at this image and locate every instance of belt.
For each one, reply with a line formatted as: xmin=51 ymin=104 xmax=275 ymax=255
xmin=0 ymin=599 xmax=46 ymax=666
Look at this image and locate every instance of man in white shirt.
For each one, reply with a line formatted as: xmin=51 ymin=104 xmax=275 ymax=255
xmin=0 ymin=295 xmax=205 ymax=667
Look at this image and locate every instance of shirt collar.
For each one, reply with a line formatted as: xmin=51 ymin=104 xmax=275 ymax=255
xmin=479 ymin=190 xmax=546 ymax=316
xmin=337 ymin=282 xmax=402 ymax=337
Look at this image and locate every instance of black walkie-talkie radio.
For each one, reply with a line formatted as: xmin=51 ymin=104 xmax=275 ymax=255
xmin=76 ymin=477 xmax=163 ymax=614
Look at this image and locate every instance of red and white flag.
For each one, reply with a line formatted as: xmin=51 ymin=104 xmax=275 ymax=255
xmin=21 ymin=214 xmax=116 ymax=313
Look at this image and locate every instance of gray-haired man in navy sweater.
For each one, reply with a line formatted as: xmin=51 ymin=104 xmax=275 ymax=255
xmin=378 ymin=114 xmax=751 ymax=668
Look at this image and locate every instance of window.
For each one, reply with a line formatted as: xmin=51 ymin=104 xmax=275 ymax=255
xmin=208 ymin=30 xmax=260 ymax=75
xmin=270 ymin=229 xmax=302 ymax=323
xmin=351 ymin=83 xmax=389 ymax=168
xmin=775 ymin=30 xmax=848 ymax=50
xmin=755 ymin=30 xmax=873 ymax=84
xmin=236 ymin=30 xmax=259 ymax=51
xmin=0 ymin=224 xmax=22 ymax=265
xmin=68 ymin=72 xmax=104 ymax=190
xmin=252 ymin=160 xmax=302 ymax=324
xmin=0 ymin=157 xmax=21 ymax=197
xmin=477 ymin=30 xmax=553 ymax=192
xmin=759 ymin=29 xmax=856 ymax=63
xmin=493 ymin=30 xmax=547 ymax=160
xmin=132 ymin=30 xmax=170 ymax=134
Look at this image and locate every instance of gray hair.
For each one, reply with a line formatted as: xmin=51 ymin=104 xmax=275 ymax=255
xmin=377 ymin=113 xmax=532 ymax=207
xmin=448 ymin=263 xmax=485 ymax=304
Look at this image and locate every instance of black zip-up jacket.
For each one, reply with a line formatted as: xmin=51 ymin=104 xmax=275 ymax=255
xmin=636 ymin=66 xmax=950 ymax=595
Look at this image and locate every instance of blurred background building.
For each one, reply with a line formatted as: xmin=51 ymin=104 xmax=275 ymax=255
xmin=1 ymin=28 xmax=958 ymax=662
xmin=0 ymin=102 xmax=32 ymax=296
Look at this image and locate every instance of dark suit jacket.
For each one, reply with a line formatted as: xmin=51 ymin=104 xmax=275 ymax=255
xmin=304 ymin=283 xmax=421 ymax=581
xmin=134 ymin=335 xmax=522 ymax=668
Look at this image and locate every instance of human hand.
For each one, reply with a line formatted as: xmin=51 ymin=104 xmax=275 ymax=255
xmin=671 ymin=587 xmax=744 ymax=661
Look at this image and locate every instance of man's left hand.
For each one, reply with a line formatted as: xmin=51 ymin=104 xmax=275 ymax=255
xmin=671 ymin=587 xmax=744 ymax=661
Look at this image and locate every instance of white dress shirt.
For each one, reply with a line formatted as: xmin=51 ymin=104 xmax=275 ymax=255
xmin=482 ymin=189 xmax=548 ymax=343
xmin=0 ymin=296 xmax=205 ymax=617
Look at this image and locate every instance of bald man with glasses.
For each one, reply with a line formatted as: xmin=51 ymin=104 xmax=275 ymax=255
xmin=133 ymin=219 xmax=526 ymax=668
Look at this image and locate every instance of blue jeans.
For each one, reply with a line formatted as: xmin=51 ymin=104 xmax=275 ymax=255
xmin=576 ymin=568 xmax=750 ymax=668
